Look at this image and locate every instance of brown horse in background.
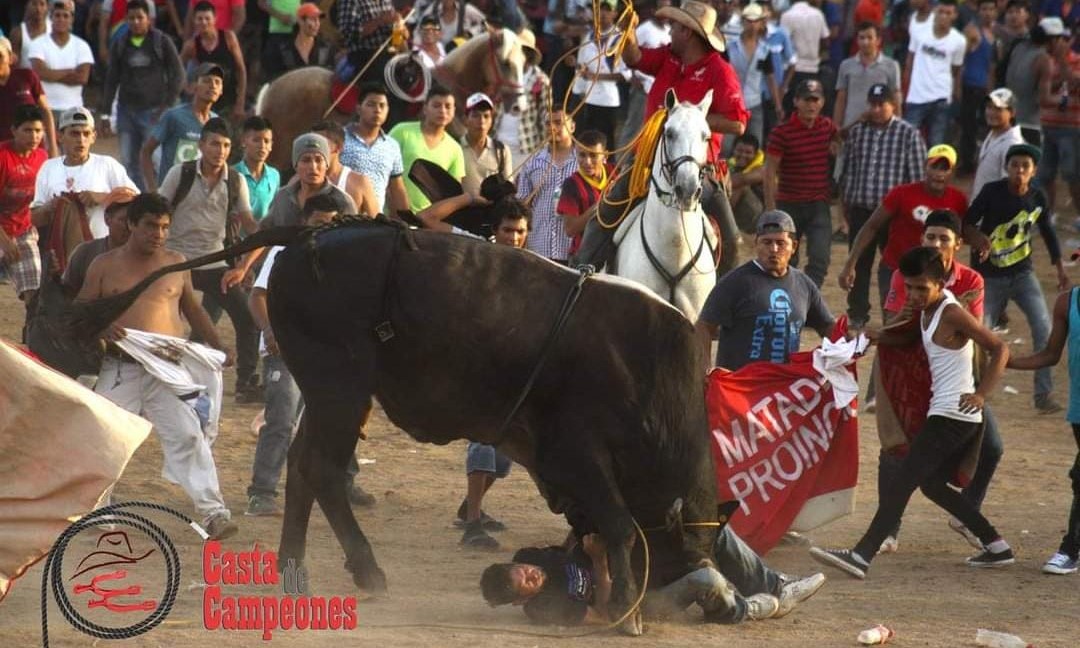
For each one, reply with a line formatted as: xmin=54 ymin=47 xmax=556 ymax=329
xmin=255 ymin=29 xmax=528 ymax=174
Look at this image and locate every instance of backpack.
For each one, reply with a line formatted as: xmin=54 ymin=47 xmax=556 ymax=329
xmin=171 ymin=159 xmax=244 ymax=266
xmin=113 ymin=28 xmax=167 ymax=69
xmin=493 ymin=138 xmax=508 ymax=176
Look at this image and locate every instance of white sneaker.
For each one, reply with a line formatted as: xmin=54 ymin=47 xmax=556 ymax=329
xmin=948 ymin=517 xmax=984 ymax=550
xmin=879 ymin=535 xmax=899 ymax=554
xmin=775 ymin=573 xmax=826 ymax=618
xmin=1042 ymin=552 xmax=1079 ymax=575
xmin=744 ymin=593 xmax=780 ymax=620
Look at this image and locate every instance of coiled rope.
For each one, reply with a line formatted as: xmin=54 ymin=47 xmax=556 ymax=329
xmin=40 ymin=501 xmax=205 ymax=647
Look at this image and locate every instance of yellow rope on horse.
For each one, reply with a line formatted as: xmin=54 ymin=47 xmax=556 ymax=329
xmin=595 ymin=107 xmax=666 ymax=230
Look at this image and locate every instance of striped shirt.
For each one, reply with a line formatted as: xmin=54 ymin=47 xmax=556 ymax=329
xmin=515 ymin=148 xmax=578 ymax=261
xmin=841 ymin=116 xmax=926 ymax=209
xmin=766 ymin=114 xmax=838 ymax=202
xmin=1040 ymin=51 xmax=1080 ymax=129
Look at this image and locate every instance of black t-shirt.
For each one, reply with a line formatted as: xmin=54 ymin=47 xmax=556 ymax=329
xmin=700 ymin=260 xmax=833 ymax=370
xmin=513 ymin=546 xmax=594 ymax=626
xmin=965 ymin=179 xmax=1060 ymax=277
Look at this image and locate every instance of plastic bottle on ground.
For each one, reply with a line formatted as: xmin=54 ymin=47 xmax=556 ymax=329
xmin=974 ymin=629 xmax=1033 ymax=648
xmin=857 ymin=625 xmax=895 ymax=645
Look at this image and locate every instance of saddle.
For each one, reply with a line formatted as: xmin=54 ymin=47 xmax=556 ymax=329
xmin=406 ymin=160 xmax=503 ymax=238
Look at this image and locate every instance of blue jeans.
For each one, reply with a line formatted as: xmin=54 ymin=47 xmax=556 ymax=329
xmin=777 ymin=200 xmax=831 ymax=287
xmin=903 ymin=99 xmax=951 ymax=147
xmin=983 ymin=269 xmax=1053 ymax=401
xmin=248 ymin=355 xmax=302 ymax=498
xmin=117 ymin=103 xmax=157 ymax=192
xmin=1038 ymin=125 xmax=1080 ymax=186
xmin=643 ymin=526 xmax=781 ymax=624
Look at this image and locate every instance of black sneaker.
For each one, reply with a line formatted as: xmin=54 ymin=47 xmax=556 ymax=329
xmin=235 ymin=376 xmax=264 ymax=403
xmin=966 ymin=547 xmax=1015 ymax=568
xmin=808 ymin=547 xmax=868 ymax=579
xmin=460 ymin=520 xmax=500 ymax=549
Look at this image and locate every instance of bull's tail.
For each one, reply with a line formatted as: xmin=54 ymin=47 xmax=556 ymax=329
xmin=69 ymin=226 xmax=307 ymax=337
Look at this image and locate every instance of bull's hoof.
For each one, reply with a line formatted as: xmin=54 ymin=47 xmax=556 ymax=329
xmin=617 ymin=608 xmax=643 ymax=636
xmin=350 ymin=564 xmax=388 ymax=597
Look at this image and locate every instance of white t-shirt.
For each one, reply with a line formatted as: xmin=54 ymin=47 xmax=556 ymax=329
xmin=254 ymin=246 xmax=283 ymax=356
xmin=780 ymin=1 xmax=829 ymax=74
xmin=32 ymin=154 xmax=137 ymax=237
xmin=634 ymin=19 xmax=671 ymax=93
xmin=27 ymin=34 xmax=94 ymax=110
xmin=572 ymin=28 xmax=630 ymax=108
xmin=906 ymin=28 xmax=966 ymax=104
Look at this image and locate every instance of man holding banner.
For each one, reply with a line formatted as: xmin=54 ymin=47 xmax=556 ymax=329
xmin=695 ymin=209 xmax=835 ymax=373
xmin=811 ymin=247 xmax=1015 ymax=579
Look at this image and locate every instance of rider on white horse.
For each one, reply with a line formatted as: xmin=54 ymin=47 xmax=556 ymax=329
xmin=573 ymin=0 xmax=748 ymax=271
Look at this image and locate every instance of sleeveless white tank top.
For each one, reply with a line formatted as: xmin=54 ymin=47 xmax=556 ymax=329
xmin=921 ymin=290 xmax=981 ymax=423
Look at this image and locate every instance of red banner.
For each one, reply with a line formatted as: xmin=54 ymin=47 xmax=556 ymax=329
xmin=706 ymin=348 xmax=860 ymax=555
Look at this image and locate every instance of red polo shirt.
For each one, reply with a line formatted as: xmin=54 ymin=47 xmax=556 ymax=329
xmin=766 ymin=113 xmax=838 ymax=203
xmin=0 ymin=69 xmax=45 ymax=145
xmin=884 ymin=261 xmax=984 ymax=319
xmin=879 ymin=181 xmax=969 ymax=269
xmin=634 ymin=46 xmax=749 ymax=165
xmin=0 ymin=141 xmax=48 ymax=238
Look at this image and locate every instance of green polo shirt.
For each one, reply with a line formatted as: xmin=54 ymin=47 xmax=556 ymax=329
xmin=234 ymin=160 xmax=281 ymax=221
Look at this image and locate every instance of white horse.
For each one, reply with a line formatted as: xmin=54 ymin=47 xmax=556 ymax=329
xmin=612 ymin=90 xmax=719 ymax=323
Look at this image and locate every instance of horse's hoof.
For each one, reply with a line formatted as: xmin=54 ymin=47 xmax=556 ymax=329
xmin=617 ymin=609 xmax=644 ymax=636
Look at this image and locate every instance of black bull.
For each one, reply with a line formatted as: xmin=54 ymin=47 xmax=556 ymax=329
xmin=48 ymin=218 xmax=722 ymax=627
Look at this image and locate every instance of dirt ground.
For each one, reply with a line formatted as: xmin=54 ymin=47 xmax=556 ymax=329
xmin=2 ymin=140 xmax=1079 ymax=646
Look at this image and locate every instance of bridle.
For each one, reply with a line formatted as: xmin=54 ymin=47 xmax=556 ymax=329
xmin=485 ymin=36 xmax=524 ymax=100
xmin=649 ymin=121 xmax=706 ymax=209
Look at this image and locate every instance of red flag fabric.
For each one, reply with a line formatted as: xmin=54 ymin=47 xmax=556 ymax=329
xmin=706 ymin=344 xmax=860 ymax=555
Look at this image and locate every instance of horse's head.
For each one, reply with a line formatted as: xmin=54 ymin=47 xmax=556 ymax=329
xmin=486 ymin=28 xmax=527 ymax=113
xmin=657 ymin=88 xmax=713 ymax=212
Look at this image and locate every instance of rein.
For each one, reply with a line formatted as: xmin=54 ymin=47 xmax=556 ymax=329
xmin=638 ymin=210 xmax=710 ymax=305
xmin=490 ymin=266 xmax=593 ymax=447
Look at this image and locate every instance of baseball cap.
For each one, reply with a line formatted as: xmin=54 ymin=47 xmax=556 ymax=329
xmin=292 ymin=132 xmax=330 ymax=167
xmin=466 ymin=92 xmax=495 ymax=112
xmin=927 ymin=144 xmax=957 ymax=169
xmin=756 ymin=210 xmax=797 ymax=235
xmin=59 ymin=106 xmax=95 ymax=130
xmin=986 ymin=87 xmax=1015 ymax=110
xmin=866 ymin=83 xmax=892 ymax=104
xmin=296 ymin=2 xmax=322 ymax=19
xmin=742 ymin=3 xmax=766 ymax=20
xmin=1039 ymin=16 xmax=1071 ymax=37
xmin=1005 ymin=143 xmax=1042 ymax=165
xmin=193 ymin=62 xmax=225 ymax=80
xmin=795 ymin=79 xmax=825 ymax=99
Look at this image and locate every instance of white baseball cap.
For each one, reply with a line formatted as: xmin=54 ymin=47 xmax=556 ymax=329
xmin=465 ymin=92 xmax=494 ymax=112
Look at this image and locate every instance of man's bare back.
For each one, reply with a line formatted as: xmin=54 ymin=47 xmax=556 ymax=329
xmin=78 ymin=246 xmax=193 ymax=337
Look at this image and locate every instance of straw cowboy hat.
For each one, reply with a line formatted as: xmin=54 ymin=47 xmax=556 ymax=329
xmin=516 ymin=28 xmax=542 ymax=66
xmin=656 ymin=0 xmax=727 ymax=53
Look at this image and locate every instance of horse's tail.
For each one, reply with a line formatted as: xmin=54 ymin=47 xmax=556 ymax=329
xmin=69 ymin=226 xmax=307 ymax=337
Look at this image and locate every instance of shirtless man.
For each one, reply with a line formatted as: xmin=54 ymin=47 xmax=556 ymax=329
xmin=77 ymin=192 xmax=238 ymax=540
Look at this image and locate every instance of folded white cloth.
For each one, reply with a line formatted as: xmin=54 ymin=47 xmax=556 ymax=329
xmin=115 ymin=329 xmax=226 ymax=441
xmin=811 ymin=334 xmax=870 ymax=409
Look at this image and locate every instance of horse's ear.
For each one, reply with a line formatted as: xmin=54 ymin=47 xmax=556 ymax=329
xmin=696 ymin=90 xmax=714 ymax=114
xmin=665 ymin=88 xmax=678 ymax=111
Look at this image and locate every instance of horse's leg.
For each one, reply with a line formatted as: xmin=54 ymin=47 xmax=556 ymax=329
xmin=297 ymin=388 xmax=386 ymax=594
